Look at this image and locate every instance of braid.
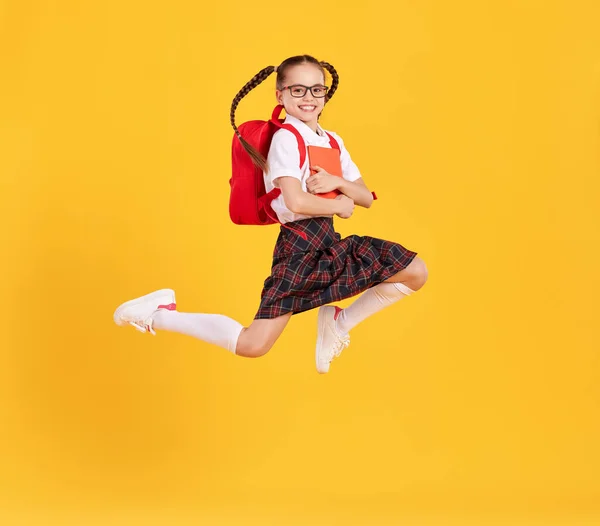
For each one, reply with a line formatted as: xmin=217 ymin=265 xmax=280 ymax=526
xmin=320 ymin=61 xmax=339 ymax=102
xmin=230 ymin=65 xmax=276 ymax=171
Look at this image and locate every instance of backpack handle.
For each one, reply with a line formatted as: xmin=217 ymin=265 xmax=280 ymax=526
xmin=270 ymin=104 xmax=285 ymax=123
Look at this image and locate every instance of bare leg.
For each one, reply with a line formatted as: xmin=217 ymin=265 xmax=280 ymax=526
xmin=236 ymin=313 xmax=293 ymax=358
xmin=384 ymin=256 xmax=429 ymax=290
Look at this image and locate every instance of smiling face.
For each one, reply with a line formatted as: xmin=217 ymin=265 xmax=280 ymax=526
xmin=276 ymin=63 xmax=327 ymax=132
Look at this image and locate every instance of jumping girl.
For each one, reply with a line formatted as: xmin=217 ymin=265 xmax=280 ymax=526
xmin=114 ymin=54 xmax=428 ymax=373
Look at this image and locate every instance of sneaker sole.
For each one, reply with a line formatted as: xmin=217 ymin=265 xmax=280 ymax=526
xmin=315 ymin=306 xmax=332 ymax=374
xmin=113 ymin=288 xmax=175 ymax=327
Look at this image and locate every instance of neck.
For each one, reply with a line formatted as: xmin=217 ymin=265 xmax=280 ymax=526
xmin=305 ymin=120 xmax=319 ymax=134
xmin=287 ymin=114 xmax=321 ymax=134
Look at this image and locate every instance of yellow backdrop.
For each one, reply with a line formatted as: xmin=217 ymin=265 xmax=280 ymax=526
xmin=1 ymin=1 xmax=599 ymax=524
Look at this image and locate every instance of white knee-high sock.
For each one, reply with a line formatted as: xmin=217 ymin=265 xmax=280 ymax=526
xmin=335 ymin=282 xmax=414 ymax=335
xmin=152 ymin=310 xmax=244 ymax=354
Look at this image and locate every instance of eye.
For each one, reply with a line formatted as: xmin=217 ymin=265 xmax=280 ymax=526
xmin=291 ymin=86 xmax=305 ymax=96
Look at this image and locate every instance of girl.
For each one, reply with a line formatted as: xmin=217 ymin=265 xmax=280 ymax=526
xmin=114 ymin=55 xmax=428 ymax=373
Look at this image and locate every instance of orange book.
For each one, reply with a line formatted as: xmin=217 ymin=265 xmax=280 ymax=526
xmin=307 ymin=145 xmax=343 ymax=199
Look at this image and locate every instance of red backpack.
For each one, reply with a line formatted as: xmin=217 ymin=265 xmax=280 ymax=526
xmin=229 ymin=105 xmax=340 ymax=229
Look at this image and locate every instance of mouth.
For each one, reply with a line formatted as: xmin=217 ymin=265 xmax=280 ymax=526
xmin=298 ymin=105 xmax=317 ymax=113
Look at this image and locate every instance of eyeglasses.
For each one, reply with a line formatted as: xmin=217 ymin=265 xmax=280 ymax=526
xmin=281 ymin=84 xmax=329 ymax=98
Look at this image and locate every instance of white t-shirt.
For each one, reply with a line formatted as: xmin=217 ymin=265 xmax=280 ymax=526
xmin=264 ymin=114 xmax=362 ymax=224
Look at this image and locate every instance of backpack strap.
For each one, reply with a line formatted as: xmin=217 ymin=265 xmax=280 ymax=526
xmin=326 ymin=134 xmax=376 ymax=197
xmin=260 ymin=187 xmax=308 ymax=241
xmin=325 ymin=132 xmax=340 ymax=151
xmin=325 ymin=130 xmax=377 ymax=201
xmin=262 ymin=106 xmax=310 ymax=240
xmin=270 ymin=105 xmax=306 ymax=169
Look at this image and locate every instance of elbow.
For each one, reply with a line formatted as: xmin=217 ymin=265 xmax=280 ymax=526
xmin=284 ymin=194 xmax=304 ymax=214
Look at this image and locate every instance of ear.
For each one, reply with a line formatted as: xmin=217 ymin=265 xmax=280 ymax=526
xmin=275 ymin=90 xmax=283 ymax=105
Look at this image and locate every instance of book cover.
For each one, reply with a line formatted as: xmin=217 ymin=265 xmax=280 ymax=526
xmin=307 ymin=145 xmax=343 ymax=199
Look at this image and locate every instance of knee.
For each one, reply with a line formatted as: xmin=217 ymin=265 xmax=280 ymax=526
xmin=407 ymin=257 xmax=429 ymax=290
xmin=236 ymin=338 xmax=272 ymax=358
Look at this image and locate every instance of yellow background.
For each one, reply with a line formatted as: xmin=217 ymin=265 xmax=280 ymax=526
xmin=1 ymin=1 xmax=599 ymax=524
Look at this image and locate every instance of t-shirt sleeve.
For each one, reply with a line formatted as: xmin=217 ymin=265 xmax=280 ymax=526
xmin=266 ymin=130 xmax=303 ymax=187
xmin=329 ymin=132 xmax=362 ymax=182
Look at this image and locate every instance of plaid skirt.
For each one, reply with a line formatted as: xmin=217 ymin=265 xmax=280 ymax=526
xmin=254 ymin=217 xmax=418 ymax=319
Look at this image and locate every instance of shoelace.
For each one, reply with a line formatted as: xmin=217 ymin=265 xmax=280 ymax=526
xmin=330 ymin=334 xmax=350 ymax=362
xmin=129 ymin=317 xmax=155 ymax=336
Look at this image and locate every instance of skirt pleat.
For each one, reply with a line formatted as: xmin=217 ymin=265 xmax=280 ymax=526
xmin=254 ymin=217 xmax=418 ymax=319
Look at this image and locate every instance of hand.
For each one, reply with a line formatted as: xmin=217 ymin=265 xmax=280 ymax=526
xmin=335 ymin=194 xmax=355 ymax=219
xmin=306 ymin=166 xmax=342 ymax=195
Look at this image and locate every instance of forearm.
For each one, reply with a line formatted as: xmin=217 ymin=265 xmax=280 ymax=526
xmin=338 ymin=179 xmax=374 ymax=208
xmin=286 ymin=192 xmax=342 ymax=216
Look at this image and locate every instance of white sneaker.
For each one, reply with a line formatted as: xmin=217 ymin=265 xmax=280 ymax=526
xmin=316 ymin=305 xmax=350 ymax=374
xmin=113 ymin=289 xmax=176 ymax=335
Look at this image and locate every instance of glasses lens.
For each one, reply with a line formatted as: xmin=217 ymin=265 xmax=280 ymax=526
xmin=290 ymin=86 xmax=307 ymax=97
xmin=311 ymin=86 xmax=328 ymax=98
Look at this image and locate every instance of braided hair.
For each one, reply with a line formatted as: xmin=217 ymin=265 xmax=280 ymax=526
xmin=230 ymin=55 xmax=340 ymax=171
xmin=318 ymin=60 xmax=339 ymax=102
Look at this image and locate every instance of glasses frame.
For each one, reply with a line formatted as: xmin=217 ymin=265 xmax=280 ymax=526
xmin=281 ymin=84 xmax=329 ymax=98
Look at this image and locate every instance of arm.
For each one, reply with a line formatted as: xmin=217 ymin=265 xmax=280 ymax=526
xmin=337 ymin=178 xmax=374 ymax=208
xmin=278 ymin=176 xmax=347 ymax=216
xmin=306 ymin=170 xmax=374 ymax=208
